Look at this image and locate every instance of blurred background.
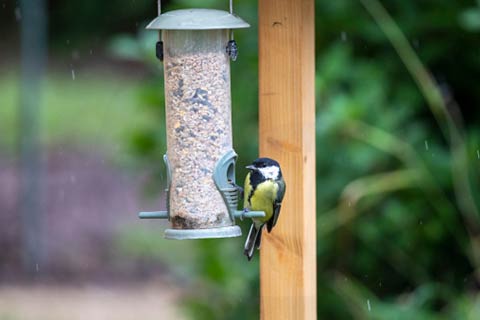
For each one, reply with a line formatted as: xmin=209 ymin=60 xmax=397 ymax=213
xmin=1 ymin=0 xmax=480 ymax=319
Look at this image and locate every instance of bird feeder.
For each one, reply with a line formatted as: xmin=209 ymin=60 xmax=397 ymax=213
xmin=138 ymin=2 xmax=264 ymax=239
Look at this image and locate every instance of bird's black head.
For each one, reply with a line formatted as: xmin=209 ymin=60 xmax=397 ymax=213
xmin=246 ymin=157 xmax=282 ymax=180
xmin=252 ymin=158 xmax=279 ymax=169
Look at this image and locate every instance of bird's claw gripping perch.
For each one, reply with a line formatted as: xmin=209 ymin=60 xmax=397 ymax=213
xmin=233 ymin=209 xmax=265 ymax=220
xmin=239 ymin=208 xmax=249 ymax=221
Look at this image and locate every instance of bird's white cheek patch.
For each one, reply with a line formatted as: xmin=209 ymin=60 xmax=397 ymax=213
xmin=259 ymin=166 xmax=280 ymax=180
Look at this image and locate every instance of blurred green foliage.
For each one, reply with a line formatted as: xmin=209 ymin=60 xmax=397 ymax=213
xmin=0 ymin=72 xmax=149 ymax=158
xmin=110 ymin=0 xmax=480 ymax=319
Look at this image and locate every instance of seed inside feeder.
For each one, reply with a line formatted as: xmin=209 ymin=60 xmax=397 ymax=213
xmin=164 ymin=29 xmax=233 ymax=229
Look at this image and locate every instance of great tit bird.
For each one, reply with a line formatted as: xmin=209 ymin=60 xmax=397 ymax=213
xmin=243 ymin=158 xmax=286 ymax=261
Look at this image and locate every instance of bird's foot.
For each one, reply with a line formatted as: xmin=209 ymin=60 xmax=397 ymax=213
xmin=240 ymin=208 xmax=250 ymax=221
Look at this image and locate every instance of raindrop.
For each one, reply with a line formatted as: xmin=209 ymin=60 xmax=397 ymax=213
xmin=35 ymin=263 xmax=39 ymax=272
xmin=66 ymin=39 xmax=70 ymax=45
xmin=424 ymin=140 xmax=429 ymax=150
xmin=90 ymin=49 xmax=93 ymax=55
xmin=477 ymin=150 xmax=479 ymax=159
xmin=14 ymin=7 xmax=21 ymax=21
xmin=71 ymin=69 xmax=76 ymax=80
xmin=341 ymin=31 xmax=347 ymax=42
xmin=367 ymin=299 xmax=371 ymax=312
xmin=419 ymin=220 xmax=423 ymax=225
xmin=70 ymin=174 xmax=76 ymax=183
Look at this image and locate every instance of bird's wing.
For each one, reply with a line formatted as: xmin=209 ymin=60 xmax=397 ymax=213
xmin=267 ymin=178 xmax=286 ymax=232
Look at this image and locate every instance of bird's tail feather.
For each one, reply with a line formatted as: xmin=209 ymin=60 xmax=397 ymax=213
xmin=244 ymin=223 xmax=264 ymax=261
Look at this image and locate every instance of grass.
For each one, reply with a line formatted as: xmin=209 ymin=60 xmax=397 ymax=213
xmin=0 ymin=69 xmax=153 ymax=156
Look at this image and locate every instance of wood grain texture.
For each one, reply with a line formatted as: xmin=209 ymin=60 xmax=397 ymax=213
xmin=258 ymin=0 xmax=316 ymax=319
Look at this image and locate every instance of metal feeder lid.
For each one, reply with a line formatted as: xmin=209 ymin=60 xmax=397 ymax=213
xmin=146 ymin=9 xmax=250 ymax=30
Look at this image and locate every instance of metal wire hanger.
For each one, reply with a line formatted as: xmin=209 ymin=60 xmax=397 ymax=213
xmin=155 ymin=0 xmax=239 ymax=61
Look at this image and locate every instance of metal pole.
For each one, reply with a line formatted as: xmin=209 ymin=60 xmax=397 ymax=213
xmin=19 ymin=0 xmax=47 ymax=275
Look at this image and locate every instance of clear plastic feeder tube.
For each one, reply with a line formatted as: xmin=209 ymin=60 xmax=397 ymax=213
xmin=164 ymin=29 xmax=233 ymax=230
xmin=144 ymin=8 xmax=249 ymax=239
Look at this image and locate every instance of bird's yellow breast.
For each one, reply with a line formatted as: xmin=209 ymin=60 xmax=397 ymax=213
xmin=244 ymin=174 xmax=278 ymax=224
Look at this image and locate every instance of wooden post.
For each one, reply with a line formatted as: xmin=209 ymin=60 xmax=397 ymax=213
xmin=259 ymin=0 xmax=316 ymax=319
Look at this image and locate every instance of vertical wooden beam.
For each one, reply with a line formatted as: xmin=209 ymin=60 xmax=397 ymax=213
xmin=259 ymin=0 xmax=316 ymax=319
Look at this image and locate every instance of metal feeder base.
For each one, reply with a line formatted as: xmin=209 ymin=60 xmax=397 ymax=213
xmin=164 ymin=225 xmax=242 ymax=240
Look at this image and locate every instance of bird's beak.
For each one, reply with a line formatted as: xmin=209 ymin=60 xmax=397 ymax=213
xmin=245 ymin=165 xmax=256 ymax=171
